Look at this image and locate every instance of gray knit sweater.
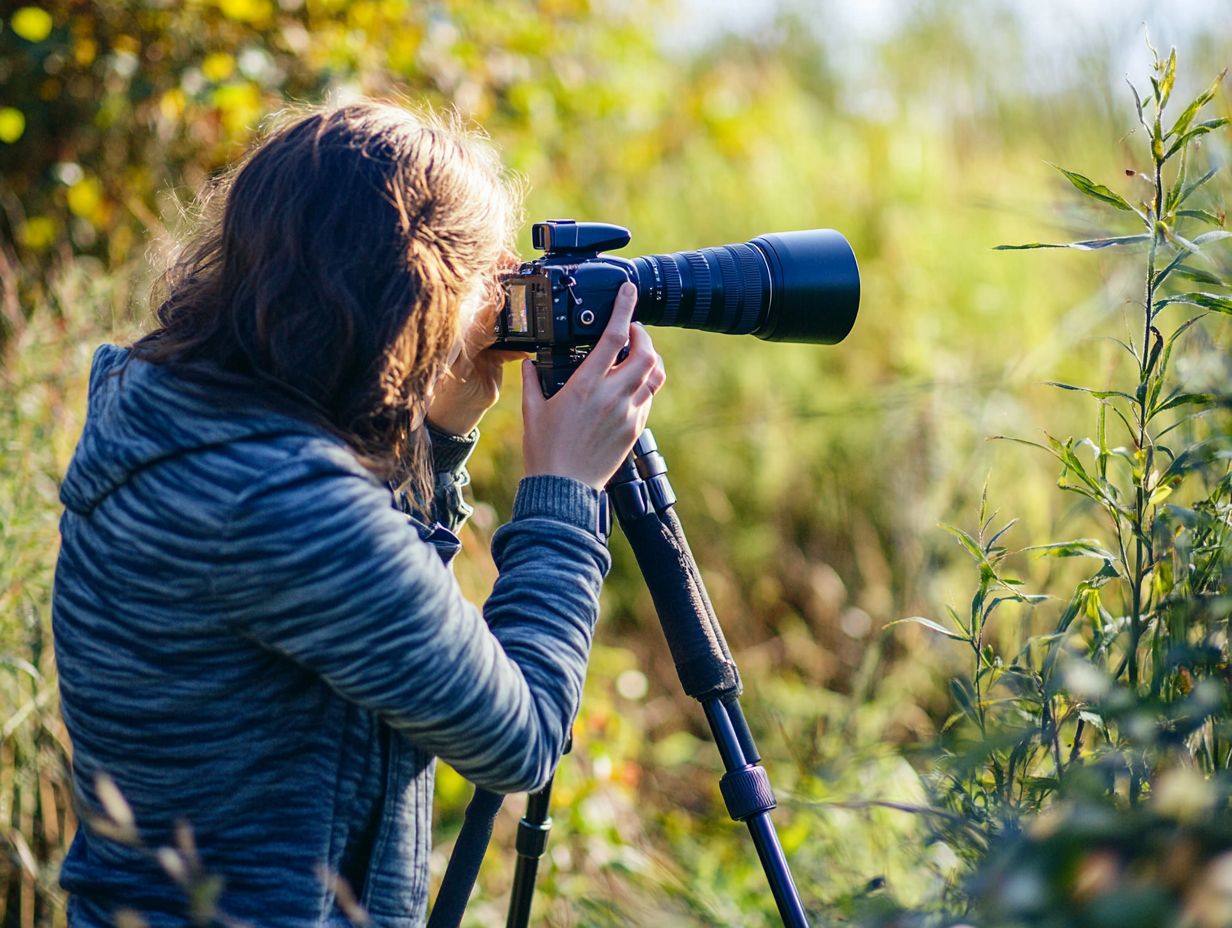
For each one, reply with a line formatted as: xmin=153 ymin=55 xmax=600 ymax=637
xmin=52 ymin=344 xmax=609 ymax=927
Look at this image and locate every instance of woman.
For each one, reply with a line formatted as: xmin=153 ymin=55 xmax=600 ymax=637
xmin=52 ymin=101 xmax=664 ymax=927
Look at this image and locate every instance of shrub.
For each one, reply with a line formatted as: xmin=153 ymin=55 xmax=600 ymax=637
xmin=899 ymin=45 xmax=1232 ymax=927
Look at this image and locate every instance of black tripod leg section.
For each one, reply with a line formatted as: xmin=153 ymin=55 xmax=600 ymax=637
xmin=427 ymin=788 xmax=505 ymax=928
xmin=705 ymin=700 xmax=809 ymax=928
xmin=725 ymin=696 xmax=762 ymax=764
xmin=609 ymin=467 xmax=740 ymax=700
xmin=506 ymin=778 xmax=556 ymax=928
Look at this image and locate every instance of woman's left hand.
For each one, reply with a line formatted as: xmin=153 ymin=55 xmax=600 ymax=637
xmin=427 ymin=293 xmax=528 ymax=437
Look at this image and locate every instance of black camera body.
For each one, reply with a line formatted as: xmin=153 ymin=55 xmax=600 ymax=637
xmin=496 ymin=219 xmax=860 ymax=396
xmin=494 ymin=221 xmax=639 ymax=395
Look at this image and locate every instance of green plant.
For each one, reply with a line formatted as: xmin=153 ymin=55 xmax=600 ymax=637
xmin=900 ymin=45 xmax=1232 ymax=925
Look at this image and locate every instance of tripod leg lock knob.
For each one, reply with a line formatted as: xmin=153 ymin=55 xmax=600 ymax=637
xmin=719 ymin=765 xmax=777 ymax=822
xmin=515 ymin=818 xmax=553 ymax=859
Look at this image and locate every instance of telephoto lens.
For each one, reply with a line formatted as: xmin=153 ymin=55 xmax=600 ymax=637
xmin=630 ymin=230 xmax=859 ymax=345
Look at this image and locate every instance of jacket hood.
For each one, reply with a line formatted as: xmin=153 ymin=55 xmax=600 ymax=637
xmin=60 ymin=344 xmax=328 ymax=515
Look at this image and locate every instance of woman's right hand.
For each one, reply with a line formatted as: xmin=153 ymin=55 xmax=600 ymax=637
xmin=521 ymin=282 xmax=667 ymax=491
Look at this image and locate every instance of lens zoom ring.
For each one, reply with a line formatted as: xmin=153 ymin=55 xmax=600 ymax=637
xmin=683 ymin=251 xmax=712 ymax=329
xmin=711 ymin=246 xmax=740 ymax=332
xmin=654 ymin=255 xmax=683 ymax=326
xmin=731 ymin=244 xmax=764 ymax=334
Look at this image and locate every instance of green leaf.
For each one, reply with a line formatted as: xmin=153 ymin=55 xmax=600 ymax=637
xmin=1159 ymin=48 xmax=1177 ymax=110
xmin=1094 ymin=559 xmax=1120 ymax=580
xmin=1155 ymin=250 xmax=1188 ymax=286
xmin=1078 ymin=710 xmax=1106 ymax=731
xmin=1171 ymin=230 xmax=1232 ymax=257
xmin=1166 ymin=69 xmax=1227 ymax=140
xmin=1051 ymin=434 xmax=1105 ymax=494
xmin=987 ymin=519 xmax=1018 ymax=549
xmin=888 ymin=615 xmax=969 ymax=642
xmin=1171 ymin=166 xmax=1220 ymax=211
xmin=1023 ymin=539 xmax=1116 ymax=560
xmin=1160 ymin=444 xmax=1221 ymax=486
xmin=1052 ymin=165 xmax=1136 ymax=211
xmin=1156 ymin=407 xmax=1215 ymax=441
xmin=1165 ymin=146 xmax=1192 ymax=216
xmin=982 ymin=595 xmax=1014 ymax=623
xmin=1148 ymin=483 xmax=1176 ymax=507
xmin=1177 ymin=208 xmax=1225 ymax=227
xmin=1170 ymin=313 xmax=1209 ymax=343
xmin=939 ymin=711 xmax=966 ymax=734
xmin=949 ymin=677 xmax=979 ymax=724
xmin=1193 ymin=230 xmax=1232 ymax=247
xmin=1097 ymin=401 xmax=1108 ymax=480
xmin=1108 ymin=402 xmax=1137 ymax=444
xmin=1164 ymin=117 xmax=1231 ymax=161
xmin=1170 ymin=264 xmax=1223 ymax=286
xmin=1144 ymin=324 xmax=1163 ymax=376
xmin=994 ymin=234 xmax=1151 ymax=251
xmin=941 ymin=522 xmax=986 ymax=562
xmin=1044 ymin=382 xmax=1137 ymax=402
xmin=1154 ymin=291 xmax=1232 ymax=314
xmin=1127 ymin=78 xmax=1150 ymax=134
xmin=1161 ymin=504 xmax=1202 ymax=528
xmin=1150 ymin=391 xmax=1218 ymax=419
xmin=946 ymin=605 xmax=966 ymax=631
xmin=1154 ymin=313 xmax=1207 ymax=392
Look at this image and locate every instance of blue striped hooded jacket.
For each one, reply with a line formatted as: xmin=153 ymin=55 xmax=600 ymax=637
xmin=52 ymin=344 xmax=610 ymax=926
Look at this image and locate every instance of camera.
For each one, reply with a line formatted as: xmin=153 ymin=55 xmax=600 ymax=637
xmin=494 ymin=220 xmax=860 ymax=395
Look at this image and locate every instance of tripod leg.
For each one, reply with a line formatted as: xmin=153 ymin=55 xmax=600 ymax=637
xmin=725 ymin=697 xmax=762 ymax=764
xmin=705 ymin=699 xmax=809 ymax=928
xmin=608 ymin=430 xmax=812 ymax=927
xmin=505 ymin=778 xmax=556 ymax=928
xmin=427 ymin=789 xmax=505 ymax=928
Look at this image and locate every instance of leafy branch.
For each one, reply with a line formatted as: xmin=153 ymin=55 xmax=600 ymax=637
xmin=910 ymin=47 xmax=1231 ymax=838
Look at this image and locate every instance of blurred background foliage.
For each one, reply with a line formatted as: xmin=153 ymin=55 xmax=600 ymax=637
xmin=1 ymin=0 xmax=1230 ymax=926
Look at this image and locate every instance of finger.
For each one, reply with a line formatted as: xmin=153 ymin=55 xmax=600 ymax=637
xmin=632 ymin=364 xmax=664 ymax=405
xmin=606 ymin=322 xmax=657 ymax=390
xmin=520 ymin=360 xmax=545 ymax=415
xmin=631 ymin=381 xmax=656 ymax=406
xmin=646 ymin=354 xmax=666 ymax=394
xmin=580 ymin=282 xmax=636 ymax=373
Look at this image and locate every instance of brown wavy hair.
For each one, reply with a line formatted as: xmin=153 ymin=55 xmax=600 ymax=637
xmin=132 ymin=100 xmax=521 ymax=501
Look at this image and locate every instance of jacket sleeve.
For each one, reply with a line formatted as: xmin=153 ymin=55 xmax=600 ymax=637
xmin=425 ymin=422 xmax=478 ymax=533
xmin=212 ymin=443 xmax=609 ymax=794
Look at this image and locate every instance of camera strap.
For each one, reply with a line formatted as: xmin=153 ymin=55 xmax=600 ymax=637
xmin=425 ymin=787 xmax=504 ymax=928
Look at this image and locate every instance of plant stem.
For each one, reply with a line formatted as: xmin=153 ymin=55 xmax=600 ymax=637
xmin=1126 ymin=141 xmax=1167 ymax=807
xmin=1069 ymin=718 xmax=1086 ymax=766
xmin=1129 ymin=155 xmax=1164 ymax=692
xmin=1045 ymin=698 xmax=1065 ymax=786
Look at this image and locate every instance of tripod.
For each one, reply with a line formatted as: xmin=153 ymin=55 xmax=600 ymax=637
xmin=428 ymin=430 xmax=809 ymax=928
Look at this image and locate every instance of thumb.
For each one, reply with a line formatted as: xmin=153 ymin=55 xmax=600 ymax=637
xmin=521 ymin=359 xmax=545 ymax=418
